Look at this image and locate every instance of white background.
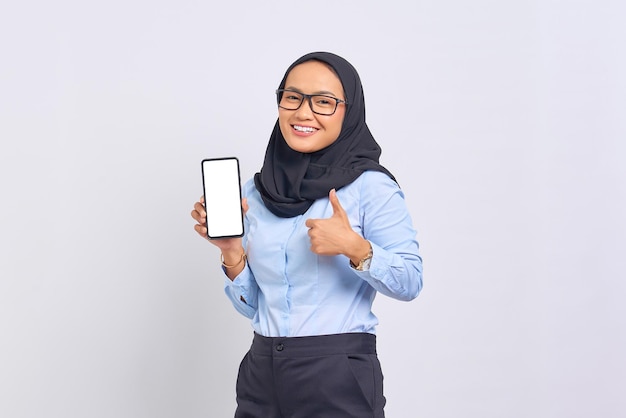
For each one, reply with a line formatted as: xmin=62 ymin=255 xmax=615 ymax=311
xmin=1 ymin=1 xmax=624 ymax=417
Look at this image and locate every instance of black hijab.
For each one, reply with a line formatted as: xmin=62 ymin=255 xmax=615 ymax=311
xmin=254 ymin=51 xmax=395 ymax=218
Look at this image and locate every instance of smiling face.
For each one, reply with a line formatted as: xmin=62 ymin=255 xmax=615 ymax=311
xmin=278 ymin=60 xmax=346 ymax=154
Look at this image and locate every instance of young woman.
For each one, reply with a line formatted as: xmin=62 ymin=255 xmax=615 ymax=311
xmin=191 ymin=51 xmax=423 ymax=418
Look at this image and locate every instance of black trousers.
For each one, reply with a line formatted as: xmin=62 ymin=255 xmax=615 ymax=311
xmin=235 ymin=332 xmax=385 ymax=418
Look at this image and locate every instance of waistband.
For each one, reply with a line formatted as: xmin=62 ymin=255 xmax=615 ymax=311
xmin=250 ymin=332 xmax=377 ymax=357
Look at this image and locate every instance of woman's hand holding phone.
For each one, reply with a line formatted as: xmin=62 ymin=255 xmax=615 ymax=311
xmin=191 ymin=195 xmax=249 ymax=279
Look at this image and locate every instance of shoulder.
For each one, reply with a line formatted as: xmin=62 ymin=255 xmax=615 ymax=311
xmin=357 ymin=170 xmax=398 ymax=186
xmin=336 ymin=171 xmax=405 ymax=217
xmin=349 ymin=170 xmax=402 ymax=198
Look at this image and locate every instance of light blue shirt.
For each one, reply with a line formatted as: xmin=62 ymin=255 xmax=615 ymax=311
xmin=224 ymin=171 xmax=423 ymax=337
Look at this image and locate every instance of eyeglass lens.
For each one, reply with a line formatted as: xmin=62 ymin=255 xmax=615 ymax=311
xmin=278 ymin=91 xmax=340 ymax=115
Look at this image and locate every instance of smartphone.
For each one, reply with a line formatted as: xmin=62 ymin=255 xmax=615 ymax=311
xmin=201 ymin=157 xmax=244 ymax=239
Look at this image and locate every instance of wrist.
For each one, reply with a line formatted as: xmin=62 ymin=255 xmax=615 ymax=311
xmin=349 ymin=240 xmax=373 ymax=271
xmin=221 ymin=248 xmax=246 ymax=269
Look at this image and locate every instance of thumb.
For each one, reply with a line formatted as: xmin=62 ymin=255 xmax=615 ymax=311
xmin=329 ymin=189 xmax=347 ymax=219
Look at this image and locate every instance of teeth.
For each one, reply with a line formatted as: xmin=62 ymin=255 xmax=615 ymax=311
xmin=294 ymin=125 xmax=316 ymax=133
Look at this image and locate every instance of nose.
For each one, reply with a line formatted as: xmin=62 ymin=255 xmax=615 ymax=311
xmin=294 ymin=97 xmax=314 ymax=119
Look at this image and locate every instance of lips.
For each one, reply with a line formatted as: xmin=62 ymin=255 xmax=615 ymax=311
xmin=292 ymin=125 xmax=318 ymax=134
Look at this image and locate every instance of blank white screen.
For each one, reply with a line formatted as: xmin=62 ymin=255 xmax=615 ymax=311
xmin=202 ymin=158 xmax=244 ymax=238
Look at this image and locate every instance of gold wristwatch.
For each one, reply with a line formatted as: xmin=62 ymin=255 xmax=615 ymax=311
xmin=350 ymin=242 xmax=373 ymax=271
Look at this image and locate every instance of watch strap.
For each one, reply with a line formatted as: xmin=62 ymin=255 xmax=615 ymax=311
xmin=350 ymin=242 xmax=373 ymax=271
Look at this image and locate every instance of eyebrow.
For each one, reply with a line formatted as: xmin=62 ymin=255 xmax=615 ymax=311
xmin=284 ymin=86 xmax=341 ymax=97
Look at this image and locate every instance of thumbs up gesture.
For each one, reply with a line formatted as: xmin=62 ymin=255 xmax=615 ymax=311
xmin=305 ymin=189 xmax=371 ymax=264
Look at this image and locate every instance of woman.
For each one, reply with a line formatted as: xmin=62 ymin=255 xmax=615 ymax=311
xmin=191 ymin=51 xmax=423 ymax=418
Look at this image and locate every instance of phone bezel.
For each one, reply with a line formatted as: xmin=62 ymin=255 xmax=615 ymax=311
xmin=201 ymin=157 xmax=245 ymax=239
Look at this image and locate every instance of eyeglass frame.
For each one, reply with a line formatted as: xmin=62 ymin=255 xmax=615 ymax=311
xmin=275 ymin=88 xmax=348 ymax=116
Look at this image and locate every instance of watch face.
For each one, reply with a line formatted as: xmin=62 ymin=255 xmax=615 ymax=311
xmin=361 ymin=256 xmax=372 ymax=271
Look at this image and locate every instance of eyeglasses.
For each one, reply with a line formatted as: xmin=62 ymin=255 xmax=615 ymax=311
xmin=276 ymin=89 xmax=347 ymax=116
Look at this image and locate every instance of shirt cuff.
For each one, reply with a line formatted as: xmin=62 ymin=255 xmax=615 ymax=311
xmin=353 ymin=241 xmax=392 ymax=279
xmin=224 ymin=265 xmax=253 ymax=300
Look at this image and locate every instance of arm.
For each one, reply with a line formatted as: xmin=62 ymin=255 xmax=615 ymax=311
xmin=305 ymin=172 xmax=423 ymax=301
xmin=191 ymin=194 xmax=260 ymax=318
xmin=356 ymin=172 xmax=423 ymax=301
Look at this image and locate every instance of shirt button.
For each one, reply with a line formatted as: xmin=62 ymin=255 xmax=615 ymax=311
xmin=275 ymin=343 xmax=284 ymax=352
